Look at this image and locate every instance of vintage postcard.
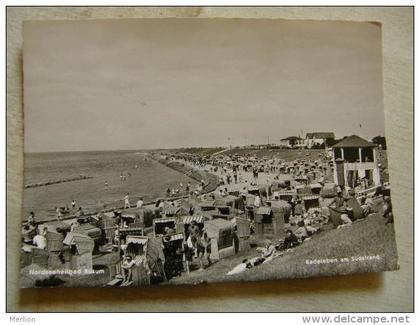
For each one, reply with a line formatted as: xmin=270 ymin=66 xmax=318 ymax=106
xmin=21 ymin=18 xmax=398 ymax=288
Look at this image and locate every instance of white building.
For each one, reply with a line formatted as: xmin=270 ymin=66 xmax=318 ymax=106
xmin=305 ymin=132 xmax=335 ymax=149
xmin=279 ymin=136 xmax=302 ymax=148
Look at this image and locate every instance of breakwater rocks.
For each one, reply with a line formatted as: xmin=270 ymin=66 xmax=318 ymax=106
xmin=25 ymin=175 xmax=93 ymax=189
xmin=153 ymin=157 xmax=219 ymax=194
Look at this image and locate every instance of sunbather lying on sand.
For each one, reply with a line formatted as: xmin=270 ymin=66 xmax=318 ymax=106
xmin=227 ymin=257 xmax=265 ymax=276
xmin=337 ymin=208 xmax=353 ymax=229
xmin=256 ymin=240 xmax=276 ymax=259
xmin=227 ymin=241 xmax=282 ymax=276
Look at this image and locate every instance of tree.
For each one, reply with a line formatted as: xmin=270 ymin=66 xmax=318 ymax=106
xmin=371 ymin=136 xmax=387 ymax=150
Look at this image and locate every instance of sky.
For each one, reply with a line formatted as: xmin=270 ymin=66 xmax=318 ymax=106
xmin=24 ymin=19 xmax=384 ymax=152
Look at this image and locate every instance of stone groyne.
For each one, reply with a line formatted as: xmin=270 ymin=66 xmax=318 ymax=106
xmin=28 ymin=158 xmax=218 ymax=225
xmin=25 ymin=175 xmax=93 ymax=189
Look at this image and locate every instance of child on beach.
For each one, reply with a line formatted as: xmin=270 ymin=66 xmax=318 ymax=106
xmin=136 ymin=197 xmax=144 ymax=208
xmin=55 ymin=207 xmax=62 ymax=220
xmin=124 ymin=193 xmax=130 ymax=209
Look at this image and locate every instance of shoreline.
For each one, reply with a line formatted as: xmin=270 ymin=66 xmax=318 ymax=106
xmin=26 ymin=153 xmax=220 ymax=225
xmin=150 ymin=154 xmax=219 ymax=194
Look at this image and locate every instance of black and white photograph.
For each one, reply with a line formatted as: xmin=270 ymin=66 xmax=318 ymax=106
xmin=20 ymin=18 xmax=399 ymax=289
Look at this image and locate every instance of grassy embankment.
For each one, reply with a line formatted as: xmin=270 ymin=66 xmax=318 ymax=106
xmin=168 ymin=212 xmax=398 ymax=285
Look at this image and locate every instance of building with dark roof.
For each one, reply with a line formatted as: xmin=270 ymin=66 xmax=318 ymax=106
xmin=332 ymin=135 xmax=380 ymax=188
xmin=332 ymin=135 xmax=376 ymax=148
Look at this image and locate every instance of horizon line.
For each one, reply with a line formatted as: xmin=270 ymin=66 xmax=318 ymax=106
xmin=24 ymin=133 xmax=386 ymax=154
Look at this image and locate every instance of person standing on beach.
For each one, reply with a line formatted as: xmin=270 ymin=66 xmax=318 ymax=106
xmin=254 ymin=194 xmax=261 ymax=208
xmin=55 ymin=207 xmax=62 ymax=220
xmin=197 ymin=232 xmax=212 ymax=271
xmin=136 ymin=197 xmax=144 ymax=208
xmin=28 ymin=211 xmax=36 ymax=225
xmin=76 ymin=207 xmax=84 ymax=218
xmin=124 ymin=193 xmax=130 ymax=209
xmin=71 ymin=200 xmax=76 ymax=209
xmin=33 ymin=227 xmax=47 ymax=250
xmin=104 ymin=180 xmax=109 ymax=190
xmin=289 ymin=197 xmax=296 ymax=217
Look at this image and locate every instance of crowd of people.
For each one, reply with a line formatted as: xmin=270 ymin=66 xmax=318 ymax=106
xmin=21 ymin=147 xmax=393 ymax=286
